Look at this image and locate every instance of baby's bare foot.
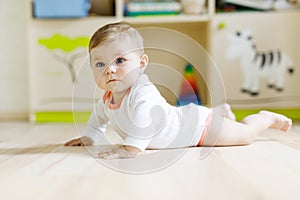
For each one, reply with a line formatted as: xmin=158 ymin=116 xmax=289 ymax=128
xmin=259 ymin=110 xmax=292 ymax=132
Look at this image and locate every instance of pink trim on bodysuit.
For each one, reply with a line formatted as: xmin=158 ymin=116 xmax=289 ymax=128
xmin=102 ymin=89 xmax=131 ymax=110
xmin=197 ymin=112 xmax=213 ymax=146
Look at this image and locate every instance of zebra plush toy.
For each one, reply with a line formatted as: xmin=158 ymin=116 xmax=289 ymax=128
xmin=226 ymin=30 xmax=294 ymax=96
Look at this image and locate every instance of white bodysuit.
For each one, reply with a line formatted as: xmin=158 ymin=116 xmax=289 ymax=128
xmin=85 ymin=74 xmax=212 ymax=151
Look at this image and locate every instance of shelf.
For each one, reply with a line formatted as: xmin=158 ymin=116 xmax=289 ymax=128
xmin=122 ymin=14 xmax=210 ymax=24
xmin=214 ymin=8 xmax=300 ymax=20
xmin=29 ymin=14 xmax=211 ymax=26
xmin=29 ymin=15 xmax=210 ymax=25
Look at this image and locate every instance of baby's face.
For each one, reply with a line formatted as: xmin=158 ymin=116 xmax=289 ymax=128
xmin=90 ymin=36 xmax=146 ymax=94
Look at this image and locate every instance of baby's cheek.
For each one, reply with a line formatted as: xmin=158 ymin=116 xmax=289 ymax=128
xmin=93 ymin=74 xmax=105 ymax=89
xmin=93 ymin=71 xmax=103 ymax=82
xmin=122 ymin=67 xmax=139 ymax=77
xmin=97 ymin=81 xmax=107 ymax=90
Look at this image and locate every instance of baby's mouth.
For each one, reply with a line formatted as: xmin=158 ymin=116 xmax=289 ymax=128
xmin=107 ymin=79 xmax=118 ymax=84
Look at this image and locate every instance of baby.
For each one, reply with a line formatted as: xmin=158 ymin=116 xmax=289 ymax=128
xmin=64 ymin=22 xmax=292 ymax=159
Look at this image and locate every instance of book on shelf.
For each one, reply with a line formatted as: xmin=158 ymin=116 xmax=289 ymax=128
xmin=125 ymin=1 xmax=181 ymax=17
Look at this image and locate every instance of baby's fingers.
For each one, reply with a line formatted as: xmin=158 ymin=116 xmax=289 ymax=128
xmin=80 ymin=136 xmax=94 ymax=146
xmin=97 ymin=147 xmax=136 ymax=159
xmin=99 ymin=152 xmax=120 ymax=160
xmin=97 ymin=149 xmax=116 ymax=159
xmin=64 ymin=136 xmax=93 ymax=146
xmin=64 ymin=139 xmax=83 ymax=146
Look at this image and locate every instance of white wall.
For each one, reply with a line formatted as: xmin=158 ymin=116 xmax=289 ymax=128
xmin=0 ymin=0 xmax=28 ymax=120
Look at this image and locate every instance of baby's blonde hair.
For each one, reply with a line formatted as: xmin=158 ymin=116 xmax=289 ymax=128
xmin=89 ymin=22 xmax=144 ymax=53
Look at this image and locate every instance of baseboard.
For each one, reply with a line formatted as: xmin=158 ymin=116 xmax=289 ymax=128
xmin=233 ymin=108 xmax=300 ymax=122
xmin=31 ymin=108 xmax=300 ymax=123
xmin=0 ymin=112 xmax=29 ymax=121
xmin=33 ymin=111 xmax=91 ymax=123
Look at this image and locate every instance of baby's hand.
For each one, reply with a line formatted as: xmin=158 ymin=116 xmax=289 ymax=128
xmin=97 ymin=145 xmax=140 ymax=159
xmin=64 ymin=136 xmax=94 ymax=146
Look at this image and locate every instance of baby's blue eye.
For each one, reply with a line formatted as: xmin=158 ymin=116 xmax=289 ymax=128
xmin=96 ymin=62 xmax=105 ymax=68
xmin=116 ymin=57 xmax=125 ymax=64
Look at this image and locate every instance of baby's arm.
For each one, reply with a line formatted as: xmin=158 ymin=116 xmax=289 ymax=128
xmin=64 ymin=136 xmax=94 ymax=146
xmin=64 ymin=103 xmax=109 ymax=147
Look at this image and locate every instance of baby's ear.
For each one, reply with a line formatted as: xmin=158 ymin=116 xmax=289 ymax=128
xmin=140 ymin=54 xmax=149 ymax=71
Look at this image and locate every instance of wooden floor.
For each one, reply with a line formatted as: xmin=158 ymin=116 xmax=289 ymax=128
xmin=1 ymin=122 xmax=300 ymax=200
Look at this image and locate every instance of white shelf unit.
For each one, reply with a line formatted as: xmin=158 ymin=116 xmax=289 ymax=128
xmin=27 ymin=0 xmax=300 ymax=122
xmin=27 ymin=0 xmax=215 ymax=122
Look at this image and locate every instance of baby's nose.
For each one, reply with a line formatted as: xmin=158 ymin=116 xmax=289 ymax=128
xmin=106 ymin=64 xmax=117 ymax=74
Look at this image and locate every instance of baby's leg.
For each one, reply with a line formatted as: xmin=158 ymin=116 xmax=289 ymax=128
xmin=202 ymin=111 xmax=292 ymax=146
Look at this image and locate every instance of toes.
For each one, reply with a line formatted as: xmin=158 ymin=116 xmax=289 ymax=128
xmin=259 ymin=110 xmax=292 ymax=132
xmin=259 ymin=110 xmax=289 ymax=121
xmin=280 ymin=119 xmax=292 ymax=132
